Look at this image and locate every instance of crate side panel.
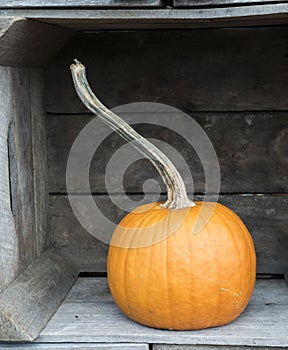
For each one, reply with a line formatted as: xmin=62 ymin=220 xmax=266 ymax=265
xmin=47 ymin=112 xmax=288 ymax=194
xmin=0 ymin=67 xmax=19 ymax=293
xmin=49 ymin=194 xmax=288 ymax=274
xmin=46 ymin=28 xmax=288 ymax=113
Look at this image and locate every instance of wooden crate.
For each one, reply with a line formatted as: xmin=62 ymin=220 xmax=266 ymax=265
xmin=0 ymin=1 xmax=287 ymax=348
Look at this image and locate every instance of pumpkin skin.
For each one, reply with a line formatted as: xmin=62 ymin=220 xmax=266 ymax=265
xmin=107 ymin=202 xmax=256 ymax=330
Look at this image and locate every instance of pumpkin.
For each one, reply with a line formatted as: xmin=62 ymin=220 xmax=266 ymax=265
xmin=71 ymin=60 xmax=256 ymax=331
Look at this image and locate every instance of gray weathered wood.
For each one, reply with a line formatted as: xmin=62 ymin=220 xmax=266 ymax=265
xmin=0 ymin=66 xmax=50 ymax=293
xmin=0 ymin=0 xmax=163 ymax=7
xmin=155 ymin=346 xmax=287 ymax=350
xmin=50 ymin=196 xmax=108 ymax=273
xmin=12 ymin=68 xmax=37 ymax=271
xmin=46 ymin=28 xmax=288 ymax=113
xmin=174 ymin=0 xmax=288 ymax=6
xmin=49 ymin=194 xmax=288 ymax=274
xmin=47 ymin=112 xmax=288 ymax=194
xmin=0 ymin=344 xmax=148 ymax=349
xmin=0 ymin=248 xmax=77 ymax=341
xmin=0 ymin=67 xmax=19 ymax=293
xmin=30 ymin=69 xmax=49 ymax=254
xmin=39 ymin=278 xmax=288 ymax=346
xmin=0 ymin=18 xmax=73 ymax=67
xmin=0 ymin=6 xmax=288 ymax=30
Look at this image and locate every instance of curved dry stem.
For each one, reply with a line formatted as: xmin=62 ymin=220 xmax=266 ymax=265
xmin=70 ymin=59 xmax=195 ymax=209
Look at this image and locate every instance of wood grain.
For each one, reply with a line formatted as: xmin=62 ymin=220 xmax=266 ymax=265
xmin=0 ymin=344 xmax=149 ymax=349
xmin=12 ymin=68 xmax=37 ymax=270
xmin=0 ymin=67 xmax=49 ymax=296
xmin=46 ymin=28 xmax=288 ymax=114
xmin=49 ymin=194 xmax=288 ymax=274
xmin=0 ymin=0 xmax=163 ymax=7
xmin=155 ymin=346 xmax=287 ymax=350
xmin=39 ymin=277 xmax=288 ymax=346
xmin=174 ymin=0 xmax=288 ymax=6
xmin=0 ymin=67 xmax=19 ymax=293
xmin=0 ymin=18 xmax=73 ymax=67
xmin=0 ymin=248 xmax=77 ymax=341
xmin=47 ymin=112 xmax=288 ymax=194
xmin=30 ymin=69 xmax=49 ymax=254
xmin=0 ymin=6 xmax=288 ymax=30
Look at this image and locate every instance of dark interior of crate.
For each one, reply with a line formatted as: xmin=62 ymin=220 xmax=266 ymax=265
xmin=0 ymin=17 xmax=287 ymax=346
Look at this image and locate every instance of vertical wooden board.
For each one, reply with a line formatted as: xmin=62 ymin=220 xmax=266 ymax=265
xmin=0 ymin=67 xmax=19 ymax=293
xmin=30 ymin=68 xmax=49 ymax=255
xmin=12 ymin=68 xmax=37 ymax=269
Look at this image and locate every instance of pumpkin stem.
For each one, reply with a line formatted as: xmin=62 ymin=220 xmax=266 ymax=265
xmin=70 ymin=60 xmax=195 ymax=209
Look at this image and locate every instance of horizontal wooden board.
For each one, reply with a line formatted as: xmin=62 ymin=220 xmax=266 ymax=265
xmin=46 ymin=28 xmax=288 ymax=113
xmin=174 ymin=0 xmax=288 ymax=6
xmin=1 ymin=6 xmax=288 ymax=30
xmin=0 ymin=343 xmax=148 ymax=349
xmin=155 ymin=346 xmax=287 ymax=350
xmin=50 ymin=194 xmax=288 ymax=274
xmin=47 ymin=112 xmax=288 ymax=194
xmin=0 ymin=0 xmax=163 ymax=7
xmin=0 ymin=18 xmax=73 ymax=67
xmin=39 ymin=278 xmax=288 ymax=346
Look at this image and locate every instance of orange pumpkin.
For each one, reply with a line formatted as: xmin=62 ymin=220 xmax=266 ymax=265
xmin=108 ymin=202 xmax=256 ymax=330
xmin=71 ymin=60 xmax=256 ymax=331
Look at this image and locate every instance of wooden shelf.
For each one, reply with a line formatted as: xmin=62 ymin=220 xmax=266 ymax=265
xmin=37 ymin=277 xmax=288 ymax=347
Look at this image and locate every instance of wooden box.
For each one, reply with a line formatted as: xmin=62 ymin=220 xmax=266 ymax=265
xmin=0 ymin=1 xmax=287 ymax=349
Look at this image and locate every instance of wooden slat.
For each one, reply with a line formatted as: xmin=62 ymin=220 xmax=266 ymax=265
xmin=46 ymin=28 xmax=288 ymax=113
xmin=39 ymin=278 xmax=288 ymax=346
xmin=30 ymin=69 xmax=49 ymax=254
xmin=12 ymin=67 xmax=37 ymax=270
xmin=49 ymin=194 xmax=288 ymax=274
xmin=50 ymin=196 xmax=108 ymax=273
xmin=0 ymin=249 xmax=77 ymax=341
xmin=155 ymin=346 xmax=287 ymax=350
xmin=0 ymin=18 xmax=73 ymax=67
xmin=0 ymin=67 xmax=19 ymax=293
xmin=0 ymin=6 xmax=288 ymax=30
xmin=174 ymin=0 xmax=288 ymax=7
xmin=0 ymin=0 xmax=163 ymax=8
xmin=0 ymin=67 xmax=49 ymax=293
xmin=47 ymin=112 xmax=288 ymax=194
xmin=0 ymin=344 xmax=148 ymax=349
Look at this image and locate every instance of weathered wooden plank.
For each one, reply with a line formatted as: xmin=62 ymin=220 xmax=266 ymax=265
xmin=174 ymin=0 xmax=288 ymax=6
xmin=30 ymin=69 xmax=49 ymax=254
xmin=0 ymin=344 xmax=148 ymax=349
xmin=66 ymin=277 xmax=288 ymax=305
xmin=155 ymin=346 xmax=286 ymax=350
xmin=0 ymin=67 xmax=19 ymax=293
xmin=39 ymin=278 xmax=288 ymax=346
xmin=0 ymin=248 xmax=77 ymax=341
xmin=12 ymin=67 xmax=37 ymax=270
xmin=0 ymin=6 xmax=288 ymax=30
xmin=0 ymin=18 xmax=73 ymax=67
xmin=46 ymin=28 xmax=288 ymax=113
xmin=0 ymin=0 xmax=163 ymax=7
xmin=50 ymin=196 xmax=108 ymax=273
xmin=49 ymin=194 xmax=288 ymax=274
xmin=47 ymin=112 xmax=288 ymax=194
